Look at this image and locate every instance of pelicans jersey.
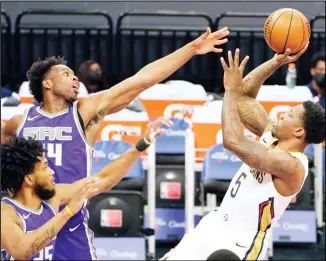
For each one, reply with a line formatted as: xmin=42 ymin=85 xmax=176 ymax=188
xmin=1 ymin=197 xmax=56 ymax=260
xmin=166 ymin=131 xmax=309 ymax=260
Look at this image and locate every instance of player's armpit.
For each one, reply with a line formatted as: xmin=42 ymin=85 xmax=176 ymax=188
xmin=227 ymin=138 xmax=305 ymax=181
xmin=237 ymin=96 xmax=274 ymax=137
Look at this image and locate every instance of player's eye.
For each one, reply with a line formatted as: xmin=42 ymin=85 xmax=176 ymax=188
xmin=64 ymin=72 xmax=69 ymax=76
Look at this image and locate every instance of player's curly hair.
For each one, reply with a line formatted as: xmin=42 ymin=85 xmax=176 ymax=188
xmin=1 ymin=137 xmax=47 ymax=194
xmin=302 ymin=101 xmax=325 ymax=144
xmin=26 ymin=56 xmax=67 ymax=103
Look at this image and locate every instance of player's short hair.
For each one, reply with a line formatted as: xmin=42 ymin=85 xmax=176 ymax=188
xmin=207 ymin=249 xmax=240 ymax=260
xmin=26 ymin=56 xmax=67 ymax=103
xmin=310 ymin=52 xmax=325 ymax=69
xmin=1 ymin=137 xmax=46 ymax=194
xmin=302 ymin=101 xmax=325 ymax=144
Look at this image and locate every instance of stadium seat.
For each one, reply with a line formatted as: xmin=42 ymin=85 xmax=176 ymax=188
xmin=149 ymin=118 xmax=190 ymax=208
xmin=87 ymin=190 xmax=145 ymax=237
xmin=201 ymin=143 xmax=242 ymax=205
xmin=91 ymin=140 xmax=145 ymax=191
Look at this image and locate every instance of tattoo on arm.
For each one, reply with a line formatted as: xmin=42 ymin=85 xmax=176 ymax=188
xmin=242 ymin=59 xmax=281 ymax=98
xmin=25 ymin=227 xmax=55 ymax=257
xmin=237 ymin=96 xmax=269 ymax=137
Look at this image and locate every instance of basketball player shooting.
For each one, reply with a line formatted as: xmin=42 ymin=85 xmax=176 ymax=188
xmin=161 ymin=47 xmax=325 ymax=260
xmin=1 ymin=27 xmax=228 ymax=260
xmin=1 ymin=117 xmax=171 ymax=261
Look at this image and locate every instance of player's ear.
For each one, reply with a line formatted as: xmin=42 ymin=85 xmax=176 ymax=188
xmin=42 ymin=79 xmax=52 ymax=90
xmin=24 ymin=174 xmax=35 ymax=186
xmin=294 ymin=127 xmax=305 ymax=138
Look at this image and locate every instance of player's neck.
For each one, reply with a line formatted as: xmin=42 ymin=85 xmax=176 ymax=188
xmin=41 ymin=95 xmax=69 ymax=114
xmin=13 ymin=189 xmax=42 ymax=211
xmin=275 ymin=139 xmax=305 ymax=153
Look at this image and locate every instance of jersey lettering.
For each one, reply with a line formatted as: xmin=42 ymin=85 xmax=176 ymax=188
xmin=250 ymin=168 xmax=266 ymax=184
xmin=33 ymin=245 xmax=53 ymax=260
xmin=22 ymin=127 xmax=72 ymax=141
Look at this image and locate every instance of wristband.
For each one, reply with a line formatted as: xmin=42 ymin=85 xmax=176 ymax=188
xmin=65 ymin=206 xmax=74 ymax=217
xmin=136 ymin=137 xmax=151 ymax=152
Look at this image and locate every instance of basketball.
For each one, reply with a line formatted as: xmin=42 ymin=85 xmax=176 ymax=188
xmin=264 ymin=8 xmax=311 ymax=54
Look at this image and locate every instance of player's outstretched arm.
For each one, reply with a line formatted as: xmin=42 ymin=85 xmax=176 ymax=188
xmin=242 ymin=43 xmax=309 ymax=98
xmin=55 ymin=117 xmax=173 ymax=206
xmin=77 ymin=27 xmax=229 ymax=128
xmin=236 ymin=44 xmax=309 ymax=137
xmin=220 ymin=49 xmax=305 ymax=181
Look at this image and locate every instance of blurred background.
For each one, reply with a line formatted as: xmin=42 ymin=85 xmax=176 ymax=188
xmin=1 ymin=1 xmax=325 ymax=260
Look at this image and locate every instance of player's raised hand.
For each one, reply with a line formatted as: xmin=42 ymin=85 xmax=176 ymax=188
xmin=220 ymin=48 xmax=250 ymax=91
xmin=193 ymin=27 xmax=229 ymax=55
xmin=67 ymin=178 xmax=99 ymax=215
xmin=273 ymin=42 xmax=309 ymax=65
xmin=144 ymin=116 xmax=173 ymax=142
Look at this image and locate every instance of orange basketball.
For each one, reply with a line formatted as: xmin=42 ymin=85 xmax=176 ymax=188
xmin=264 ymin=8 xmax=311 ymax=54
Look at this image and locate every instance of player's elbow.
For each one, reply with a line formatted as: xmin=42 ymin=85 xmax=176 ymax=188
xmin=9 ymin=249 xmax=30 ymax=261
xmin=223 ymin=138 xmax=241 ymax=152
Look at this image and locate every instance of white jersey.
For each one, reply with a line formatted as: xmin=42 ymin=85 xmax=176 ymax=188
xmin=215 ymin=131 xmax=309 ymax=258
xmin=165 ymin=131 xmax=309 ymax=260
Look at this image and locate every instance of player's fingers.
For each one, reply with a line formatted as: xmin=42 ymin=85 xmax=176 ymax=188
xmin=201 ymin=27 xmax=211 ymax=39
xmin=213 ymin=48 xmax=223 ymax=53
xmin=228 ymin=50 xmax=234 ymax=69
xmin=215 ymin=38 xmax=228 ymax=46
xmin=84 ymin=186 xmax=99 ymax=199
xmin=239 ymin=55 xmax=250 ymax=73
xmin=284 ymin=48 xmax=291 ymax=56
xmin=154 ymin=129 xmax=167 ymax=138
xmin=211 ymin=27 xmax=229 ymax=39
xmin=151 ymin=117 xmax=172 ymax=130
xmin=234 ymin=48 xmax=240 ymax=68
xmin=220 ymin=57 xmax=229 ymax=71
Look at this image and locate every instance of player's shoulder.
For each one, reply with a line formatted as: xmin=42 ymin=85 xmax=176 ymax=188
xmin=1 ymin=202 xmax=18 ymax=218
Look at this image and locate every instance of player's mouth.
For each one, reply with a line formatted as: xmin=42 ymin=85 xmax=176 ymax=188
xmin=72 ymin=82 xmax=80 ymax=94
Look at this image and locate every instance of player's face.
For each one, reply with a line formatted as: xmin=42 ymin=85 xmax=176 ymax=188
xmin=271 ymin=105 xmax=305 ymax=141
xmin=32 ymin=156 xmax=56 ymax=200
xmin=47 ymin=65 xmax=80 ymax=103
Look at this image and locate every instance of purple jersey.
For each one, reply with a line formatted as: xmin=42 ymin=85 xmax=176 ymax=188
xmin=17 ymin=102 xmax=96 ymax=260
xmin=1 ymin=197 xmax=56 ymax=260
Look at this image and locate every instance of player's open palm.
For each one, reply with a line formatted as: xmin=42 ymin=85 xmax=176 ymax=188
xmin=194 ymin=27 xmax=229 ymax=55
xmin=144 ymin=117 xmax=173 ymax=142
xmin=220 ymin=48 xmax=250 ymax=91
xmin=67 ymin=178 xmax=98 ymax=215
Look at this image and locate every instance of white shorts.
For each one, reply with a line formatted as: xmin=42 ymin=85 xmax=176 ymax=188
xmin=165 ymin=211 xmax=269 ymax=260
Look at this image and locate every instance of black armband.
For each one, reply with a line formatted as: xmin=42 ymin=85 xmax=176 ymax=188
xmin=136 ymin=137 xmax=151 ymax=152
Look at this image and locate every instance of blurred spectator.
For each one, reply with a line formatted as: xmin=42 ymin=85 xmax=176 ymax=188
xmin=77 ymin=60 xmax=108 ymax=94
xmin=306 ymin=52 xmax=325 ymax=108
xmin=1 ymin=86 xmax=13 ymax=98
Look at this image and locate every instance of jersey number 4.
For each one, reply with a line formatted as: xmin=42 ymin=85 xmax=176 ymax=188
xmin=230 ymin=172 xmax=247 ymax=198
xmin=44 ymin=143 xmax=63 ymax=166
